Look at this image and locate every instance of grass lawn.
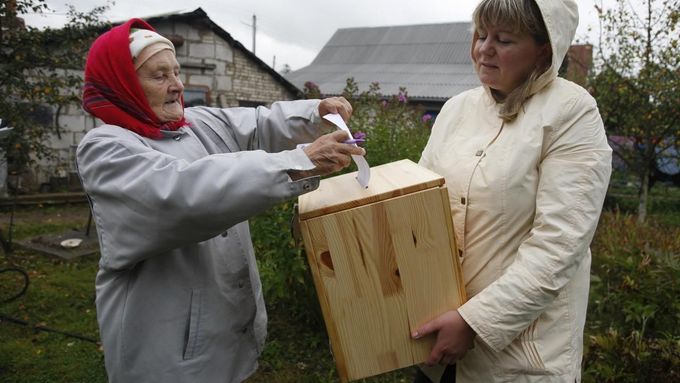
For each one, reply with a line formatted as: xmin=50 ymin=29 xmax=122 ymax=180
xmin=0 ymin=204 xmax=105 ymax=383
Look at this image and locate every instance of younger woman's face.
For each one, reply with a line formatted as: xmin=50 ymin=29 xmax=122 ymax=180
xmin=473 ymin=25 xmax=550 ymax=97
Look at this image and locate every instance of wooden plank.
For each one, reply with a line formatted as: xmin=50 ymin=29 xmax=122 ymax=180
xmin=300 ymin=219 xmax=351 ymax=382
xmin=385 ymin=187 xmax=464 ymax=342
xmin=301 ymin=187 xmax=464 ymax=381
xmin=324 ymin=203 xmax=414 ymax=379
xmin=440 ymin=188 xmax=467 ymax=305
xmin=298 ymin=159 xmax=444 ymax=220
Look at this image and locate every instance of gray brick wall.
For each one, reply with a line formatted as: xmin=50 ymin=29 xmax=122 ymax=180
xmin=227 ymin=50 xmax=294 ymax=107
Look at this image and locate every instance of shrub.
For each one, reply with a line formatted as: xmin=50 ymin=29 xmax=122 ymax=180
xmin=584 ymin=211 xmax=680 ymax=381
xmin=250 ymin=201 xmax=322 ymax=326
xmin=339 ymin=78 xmax=431 ymax=167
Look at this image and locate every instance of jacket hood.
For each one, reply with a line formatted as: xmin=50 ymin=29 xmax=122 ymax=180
xmin=536 ymin=0 xmax=579 ymax=80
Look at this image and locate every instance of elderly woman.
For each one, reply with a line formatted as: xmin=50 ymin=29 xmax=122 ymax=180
xmin=77 ymin=19 xmax=364 ymax=383
xmin=412 ymin=0 xmax=612 ymax=382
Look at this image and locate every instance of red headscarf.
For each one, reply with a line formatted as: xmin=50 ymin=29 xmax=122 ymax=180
xmin=82 ymin=19 xmax=187 ymax=139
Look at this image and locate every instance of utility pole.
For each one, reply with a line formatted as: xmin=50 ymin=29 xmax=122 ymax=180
xmin=241 ymin=14 xmax=257 ymax=55
xmin=252 ymin=14 xmax=256 ymax=55
xmin=272 ymin=55 xmax=276 ymax=70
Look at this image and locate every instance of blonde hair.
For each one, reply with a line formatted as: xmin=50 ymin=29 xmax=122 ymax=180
xmin=472 ymin=0 xmax=551 ymax=122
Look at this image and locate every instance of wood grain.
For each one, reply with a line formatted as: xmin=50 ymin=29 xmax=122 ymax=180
xmin=300 ymin=185 xmax=465 ymax=381
xmin=298 ymin=159 xmax=445 ymax=220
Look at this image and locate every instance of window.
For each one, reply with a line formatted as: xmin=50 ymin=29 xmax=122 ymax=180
xmin=184 ymin=86 xmax=209 ymax=107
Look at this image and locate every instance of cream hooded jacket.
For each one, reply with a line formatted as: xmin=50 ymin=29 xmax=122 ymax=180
xmin=418 ymin=1 xmax=611 ymax=382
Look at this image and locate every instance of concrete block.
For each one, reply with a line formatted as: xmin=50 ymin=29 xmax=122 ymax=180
xmin=215 ymin=42 xmax=233 ymax=62
xmin=203 ymin=58 xmax=224 ymax=75
xmin=199 ymin=29 xmax=216 ymax=43
xmin=216 ymin=75 xmax=232 ymax=91
xmin=186 ymin=75 xmax=213 ymax=88
xmin=189 ymin=42 xmax=216 ymax=58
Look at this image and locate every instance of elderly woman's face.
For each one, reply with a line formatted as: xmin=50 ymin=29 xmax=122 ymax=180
xmin=473 ymin=25 xmax=549 ymax=97
xmin=136 ymin=49 xmax=184 ymax=122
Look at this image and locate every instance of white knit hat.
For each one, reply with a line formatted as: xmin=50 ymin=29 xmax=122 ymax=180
xmin=129 ymin=29 xmax=175 ymax=70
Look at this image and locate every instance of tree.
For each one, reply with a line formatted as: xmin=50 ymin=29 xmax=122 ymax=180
xmin=0 ymin=0 xmax=109 ymax=191
xmin=279 ymin=63 xmax=291 ymax=75
xmin=590 ymin=0 xmax=680 ymax=223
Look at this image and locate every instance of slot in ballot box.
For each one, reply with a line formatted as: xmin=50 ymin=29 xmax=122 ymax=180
xmin=297 ymin=159 xmax=466 ymax=382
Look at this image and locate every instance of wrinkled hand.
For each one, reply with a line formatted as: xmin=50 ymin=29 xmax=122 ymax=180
xmin=412 ymin=310 xmax=476 ymax=366
xmin=318 ymin=97 xmax=353 ymax=122
xmin=291 ymin=130 xmax=365 ymax=180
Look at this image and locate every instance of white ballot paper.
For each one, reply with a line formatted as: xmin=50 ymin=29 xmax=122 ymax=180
xmin=322 ymin=113 xmax=371 ymax=188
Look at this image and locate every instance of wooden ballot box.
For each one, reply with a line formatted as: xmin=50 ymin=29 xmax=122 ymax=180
xmin=297 ymin=159 xmax=466 ymax=382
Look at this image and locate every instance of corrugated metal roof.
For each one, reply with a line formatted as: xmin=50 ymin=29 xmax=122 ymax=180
xmin=286 ymin=22 xmax=480 ymax=101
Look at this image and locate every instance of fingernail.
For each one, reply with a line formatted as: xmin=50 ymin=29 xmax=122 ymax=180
xmin=412 ymin=331 xmax=420 ymax=339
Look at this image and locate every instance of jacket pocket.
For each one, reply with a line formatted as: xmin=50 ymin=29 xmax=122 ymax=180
xmin=183 ymin=288 xmax=204 ymax=360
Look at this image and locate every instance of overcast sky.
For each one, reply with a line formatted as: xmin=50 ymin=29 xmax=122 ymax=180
xmin=22 ymin=0 xmax=619 ymax=72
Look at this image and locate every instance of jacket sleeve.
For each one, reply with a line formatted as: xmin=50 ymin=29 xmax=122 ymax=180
xmin=77 ymin=102 xmax=322 ymax=271
xmin=192 ymin=99 xmax=323 ymax=153
xmin=457 ymin=94 xmax=612 ymax=352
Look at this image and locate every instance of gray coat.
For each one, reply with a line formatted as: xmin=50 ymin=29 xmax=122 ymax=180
xmin=76 ymin=100 xmax=323 ymax=383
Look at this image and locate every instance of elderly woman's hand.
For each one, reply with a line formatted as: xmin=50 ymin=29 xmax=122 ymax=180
xmin=289 ymin=130 xmax=365 ymax=180
xmin=318 ymin=97 xmax=353 ymax=122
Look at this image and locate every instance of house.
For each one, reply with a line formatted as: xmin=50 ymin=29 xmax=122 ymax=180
xmin=31 ymin=7 xmax=302 ymax=193
xmin=286 ymin=22 xmax=479 ymax=115
xmin=146 ymin=8 xmax=301 ymax=108
xmin=286 ymin=22 xmax=593 ymax=114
